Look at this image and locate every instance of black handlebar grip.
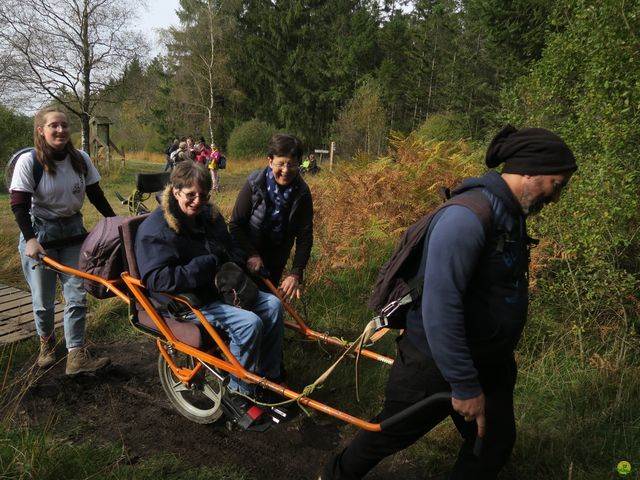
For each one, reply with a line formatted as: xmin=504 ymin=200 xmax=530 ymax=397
xmin=379 ymin=392 xmax=451 ymax=430
xmin=379 ymin=391 xmax=483 ymax=458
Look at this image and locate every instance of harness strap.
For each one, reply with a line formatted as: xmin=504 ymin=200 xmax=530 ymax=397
xmin=372 ymin=293 xmax=414 ymax=330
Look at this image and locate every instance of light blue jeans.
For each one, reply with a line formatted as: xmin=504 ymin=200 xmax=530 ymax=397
xmin=188 ymin=291 xmax=284 ymax=394
xmin=19 ymin=213 xmax=87 ymax=349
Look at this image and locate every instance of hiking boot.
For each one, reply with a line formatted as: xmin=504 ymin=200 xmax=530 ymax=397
xmin=65 ymin=347 xmax=110 ymax=375
xmin=37 ymin=337 xmax=56 ymax=368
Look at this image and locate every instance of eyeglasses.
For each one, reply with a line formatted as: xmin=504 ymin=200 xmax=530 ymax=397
xmin=180 ymin=190 xmax=210 ymax=202
xmin=271 ymin=161 xmax=299 ymax=170
xmin=44 ymin=122 xmax=69 ymax=131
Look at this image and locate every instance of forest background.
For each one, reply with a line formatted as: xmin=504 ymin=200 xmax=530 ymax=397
xmin=0 ymin=0 xmax=639 ymax=479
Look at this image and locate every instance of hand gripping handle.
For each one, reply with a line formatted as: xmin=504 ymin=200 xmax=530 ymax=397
xmin=379 ymin=392 xmax=483 ymax=457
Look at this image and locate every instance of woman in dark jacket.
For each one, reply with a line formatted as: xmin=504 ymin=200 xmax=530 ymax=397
xmin=135 ymin=162 xmax=284 ymax=400
xmin=229 ymin=134 xmax=313 ymax=301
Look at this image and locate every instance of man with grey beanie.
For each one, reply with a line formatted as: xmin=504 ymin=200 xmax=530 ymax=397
xmin=320 ymin=125 xmax=576 ymax=479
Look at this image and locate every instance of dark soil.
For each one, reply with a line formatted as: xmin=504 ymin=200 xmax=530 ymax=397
xmin=13 ymin=340 xmax=432 ymax=480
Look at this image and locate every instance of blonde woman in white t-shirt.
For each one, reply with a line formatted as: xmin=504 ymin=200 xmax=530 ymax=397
xmin=9 ymin=106 xmax=116 ymax=375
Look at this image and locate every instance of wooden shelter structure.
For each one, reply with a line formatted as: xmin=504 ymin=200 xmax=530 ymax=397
xmin=90 ymin=116 xmax=125 ymax=168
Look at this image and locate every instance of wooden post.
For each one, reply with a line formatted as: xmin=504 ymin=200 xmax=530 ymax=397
xmin=329 ymin=141 xmax=335 ymax=172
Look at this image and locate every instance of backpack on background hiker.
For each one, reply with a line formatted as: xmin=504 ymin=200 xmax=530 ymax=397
xmin=169 ymin=149 xmax=180 ymax=165
xmin=217 ymin=154 xmax=227 ymax=169
xmin=368 ymin=189 xmax=493 ymax=330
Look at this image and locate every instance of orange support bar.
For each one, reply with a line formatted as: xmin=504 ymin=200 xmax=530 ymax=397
xmin=41 ymin=256 xmax=130 ymax=303
xmin=261 ymin=277 xmax=394 ymax=366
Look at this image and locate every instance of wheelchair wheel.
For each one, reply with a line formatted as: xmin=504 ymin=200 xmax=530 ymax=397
xmin=157 ymin=351 xmax=224 ymax=424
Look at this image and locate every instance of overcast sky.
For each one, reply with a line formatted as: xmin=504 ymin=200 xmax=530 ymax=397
xmin=138 ymin=0 xmax=182 ymax=55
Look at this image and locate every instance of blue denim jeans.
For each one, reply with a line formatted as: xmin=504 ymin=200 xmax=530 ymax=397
xmin=19 ymin=213 xmax=87 ymax=349
xmin=187 ymin=291 xmax=284 ymax=394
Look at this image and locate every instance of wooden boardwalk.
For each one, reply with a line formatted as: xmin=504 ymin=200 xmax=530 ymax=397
xmin=0 ymin=284 xmax=63 ymax=345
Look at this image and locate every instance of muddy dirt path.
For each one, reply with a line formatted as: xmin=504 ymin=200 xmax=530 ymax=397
xmin=14 ymin=340 xmax=431 ymax=480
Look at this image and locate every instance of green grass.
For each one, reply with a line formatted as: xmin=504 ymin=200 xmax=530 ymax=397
xmin=0 ymin=426 xmax=253 ymax=479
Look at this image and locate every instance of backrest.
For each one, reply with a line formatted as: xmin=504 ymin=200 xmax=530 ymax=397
xmin=119 ymin=214 xmax=151 ymax=280
xmin=78 ymin=215 xmax=128 ymax=299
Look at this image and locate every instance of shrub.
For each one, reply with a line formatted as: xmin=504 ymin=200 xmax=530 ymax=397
xmin=416 ymin=112 xmax=469 ymax=142
xmin=501 ymin=0 xmax=640 ymax=346
xmin=309 ymin=132 xmax=482 ymax=284
xmin=0 ymin=106 xmax=31 ymax=192
xmin=227 ymin=119 xmax=277 ymax=160
xmin=332 ymin=78 xmax=388 ymax=159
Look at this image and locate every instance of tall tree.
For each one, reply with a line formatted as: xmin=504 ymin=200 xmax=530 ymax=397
xmin=234 ymin=0 xmax=381 ymax=145
xmin=166 ymin=0 xmax=239 ymax=144
xmin=463 ymin=0 xmax=555 ymax=68
xmin=0 ymin=0 xmax=148 ymax=151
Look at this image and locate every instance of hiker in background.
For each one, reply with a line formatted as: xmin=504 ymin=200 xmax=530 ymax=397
xmin=229 ymin=133 xmax=313 ymax=301
xmin=134 ymin=161 xmax=284 ymax=414
xmin=172 ymin=141 xmax=188 ymax=166
xmin=9 ymin=106 xmax=116 ymax=375
xmin=198 ymin=136 xmax=210 ymax=151
xmin=208 ymin=144 xmax=221 ymax=192
xmin=164 ymin=138 xmax=179 ymax=171
xmin=320 ymin=125 xmax=577 ymax=479
xmin=301 ymin=153 xmax=320 ymax=175
xmin=196 ymin=139 xmax=211 ymax=166
xmin=186 ymin=136 xmax=196 ymax=161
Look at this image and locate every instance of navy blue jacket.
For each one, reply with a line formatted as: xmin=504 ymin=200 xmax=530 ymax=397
xmin=135 ymin=187 xmax=240 ymax=305
xmin=229 ymin=167 xmax=313 ymax=283
xmin=405 ymin=171 xmax=530 ymax=399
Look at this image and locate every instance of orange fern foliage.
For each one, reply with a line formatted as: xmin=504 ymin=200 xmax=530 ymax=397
xmin=306 ymin=132 xmax=484 ymax=284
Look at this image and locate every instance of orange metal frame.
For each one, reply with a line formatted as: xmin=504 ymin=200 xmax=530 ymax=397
xmin=41 ymin=256 xmax=394 ymax=431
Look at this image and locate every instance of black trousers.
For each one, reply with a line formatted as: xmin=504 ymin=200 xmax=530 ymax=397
xmin=323 ymin=334 xmax=517 ymax=479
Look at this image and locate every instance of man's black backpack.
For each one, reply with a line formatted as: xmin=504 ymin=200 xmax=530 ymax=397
xmin=368 ymin=189 xmax=493 ymax=329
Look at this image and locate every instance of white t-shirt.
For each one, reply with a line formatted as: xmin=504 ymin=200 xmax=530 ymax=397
xmin=10 ymin=150 xmax=101 ymax=220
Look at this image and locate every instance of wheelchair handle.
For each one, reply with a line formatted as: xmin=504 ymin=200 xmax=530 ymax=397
xmin=379 ymin=392 xmax=483 ymax=457
xmin=257 ymin=266 xmax=271 ymax=279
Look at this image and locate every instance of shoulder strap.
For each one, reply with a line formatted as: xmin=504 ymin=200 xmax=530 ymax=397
xmin=408 ymin=189 xmax=493 ymax=296
xmin=30 ymin=149 xmax=44 ymax=191
xmin=444 ymin=189 xmax=493 ymax=237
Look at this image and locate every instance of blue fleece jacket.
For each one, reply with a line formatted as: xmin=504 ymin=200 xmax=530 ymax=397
xmin=405 ymin=171 xmax=529 ymax=399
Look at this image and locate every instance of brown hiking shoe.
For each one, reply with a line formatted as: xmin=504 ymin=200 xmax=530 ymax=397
xmin=37 ymin=337 xmax=56 ymax=368
xmin=65 ymin=347 xmax=110 ymax=375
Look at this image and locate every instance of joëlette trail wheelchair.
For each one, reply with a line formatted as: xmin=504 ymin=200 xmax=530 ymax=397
xmin=40 ymin=172 xmax=454 ymax=434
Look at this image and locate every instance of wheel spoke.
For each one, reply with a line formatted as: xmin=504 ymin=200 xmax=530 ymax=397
xmin=172 ymin=380 xmax=190 ymax=393
xmin=201 ymin=382 xmax=221 ymax=402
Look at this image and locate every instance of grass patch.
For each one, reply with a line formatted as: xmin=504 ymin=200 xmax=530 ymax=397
xmin=0 ymin=426 xmax=253 ymax=479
